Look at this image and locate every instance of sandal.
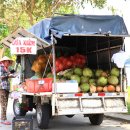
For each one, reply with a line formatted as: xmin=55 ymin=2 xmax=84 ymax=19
xmin=1 ymin=121 xmax=11 ymax=125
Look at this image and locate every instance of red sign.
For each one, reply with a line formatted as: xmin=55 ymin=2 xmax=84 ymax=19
xmin=10 ymin=37 xmax=37 ymax=54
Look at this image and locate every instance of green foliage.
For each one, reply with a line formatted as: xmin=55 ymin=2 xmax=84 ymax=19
xmin=108 ymin=6 xmax=117 ymax=15
xmin=0 ymin=24 xmax=9 ymax=41
xmin=44 ymin=0 xmax=53 ymax=10
xmin=0 ymin=24 xmax=11 ymax=57
xmin=80 ymin=0 xmax=106 ymax=9
xmin=55 ymin=5 xmax=76 ymax=15
xmin=0 ymin=0 xmax=107 ymax=33
xmin=128 ymin=103 xmax=130 ymax=114
xmin=4 ymin=48 xmax=11 ymax=58
xmin=91 ymin=0 xmax=106 ymax=9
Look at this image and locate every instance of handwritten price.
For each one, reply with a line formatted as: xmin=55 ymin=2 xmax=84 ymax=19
xmin=11 ymin=37 xmax=37 ymax=54
xmin=16 ymin=47 xmax=32 ymax=53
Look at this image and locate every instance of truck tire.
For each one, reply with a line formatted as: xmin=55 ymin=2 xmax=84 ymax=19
xmin=89 ymin=114 xmax=104 ymax=125
xmin=13 ymin=99 xmax=27 ymax=116
xmin=66 ymin=115 xmax=74 ymax=118
xmin=36 ymin=103 xmax=51 ymax=129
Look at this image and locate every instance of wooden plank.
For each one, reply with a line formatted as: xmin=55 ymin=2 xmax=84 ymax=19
xmin=0 ymin=28 xmax=50 ymax=49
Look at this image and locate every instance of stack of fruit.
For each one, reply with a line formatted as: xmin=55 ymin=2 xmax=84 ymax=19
xmin=55 ymin=53 xmax=86 ymax=72
xmin=31 ymin=54 xmax=52 ymax=78
xmin=31 ymin=52 xmax=121 ymax=93
xmin=96 ymin=67 xmax=120 ymax=93
xmin=47 ymin=67 xmax=121 ymax=93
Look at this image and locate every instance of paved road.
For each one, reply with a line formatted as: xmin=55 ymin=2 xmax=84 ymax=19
xmin=0 ymin=98 xmax=130 ymax=130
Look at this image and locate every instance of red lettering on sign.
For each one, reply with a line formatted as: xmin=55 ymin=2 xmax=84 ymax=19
xmin=11 ymin=38 xmax=36 ymax=54
xmin=20 ymin=47 xmax=26 ymax=53
xmin=27 ymin=47 xmax=32 ymax=53
xmin=30 ymin=41 xmax=35 ymax=46
xmin=16 ymin=47 xmax=19 ymax=53
xmin=23 ymin=39 xmax=35 ymax=46
xmin=12 ymin=39 xmax=21 ymax=45
xmin=16 ymin=47 xmax=32 ymax=53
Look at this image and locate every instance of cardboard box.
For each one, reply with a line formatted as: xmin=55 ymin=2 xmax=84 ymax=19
xmin=53 ymin=81 xmax=78 ymax=93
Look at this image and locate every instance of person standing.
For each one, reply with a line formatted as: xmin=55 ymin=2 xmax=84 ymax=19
xmin=0 ymin=56 xmax=15 ymax=125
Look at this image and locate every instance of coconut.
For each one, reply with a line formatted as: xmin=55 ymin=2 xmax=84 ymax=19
xmin=97 ymin=76 xmax=108 ymax=86
xmin=83 ymin=68 xmax=93 ymax=77
xmin=90 ymin=85 xmax=96 ymax=93
xmin=74 ymin=67 xmax=83 ymax=76
xmin=89 ymin=79 xmax=96 ymax=84
xmin=70 ymin=75 xmax=81 ymax=84
xmin=96 ymin=86 xmax=103 ymax=92
xmin=80 ymin=76 xmax=89 ymax=83
xmin=64 ymin=71 xmax=73 ymax=79
xmin=80 ymin=83 xmax=90 ymax=92
xmin=103 ymin=86 xmax=108 ymax=92
xmin=110 ymin=67 xmax=120 ymax=77
xmin=108 ymin=76 xmax=119 ymax=85
xmin=47 ymin=72 xmax=53 ymax=78
xmin=107 ymin=85 xmax=116 ymax=92
xmin=95 ymin=69 xmax=103 ymax=77
xmin=101 ymin=71 xmax=108 ymax=77
xmin=116 ymin=85 xmax=121 ymax=92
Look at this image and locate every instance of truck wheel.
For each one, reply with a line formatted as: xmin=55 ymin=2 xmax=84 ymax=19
xmin=66 ymin=115 xmax=74 ymax=118
xmin=36 ymin=103 xmax=51 ymax=129
xmin=13 ymin=99 xmax=27 ymax=116
xmin=89 ymin=114 xmax=104 ymax=125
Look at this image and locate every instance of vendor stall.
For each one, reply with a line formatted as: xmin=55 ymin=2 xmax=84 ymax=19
xmin=0 ymin=15 xmax=129 ymax=129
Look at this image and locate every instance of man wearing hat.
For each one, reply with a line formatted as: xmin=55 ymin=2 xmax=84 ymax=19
xmin=0 ymin=56 xmax=15 ymax=125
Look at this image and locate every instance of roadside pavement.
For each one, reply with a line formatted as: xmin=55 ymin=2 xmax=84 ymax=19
xmin=0 ymin=98 xmax=14 ymax=130
xmin=105 ymin=113 xmax=130 ymax=123
xmin=0 ymin=98 xmax=130 ymax=130
xmin=0 ymin=98 xmax=37 ymax=130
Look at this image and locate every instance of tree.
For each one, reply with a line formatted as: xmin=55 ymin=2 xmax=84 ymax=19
xmin=0 ymin=0 xmax=107 ymax=33
xmin=0 ymin=24 xmax=12 ymax=57
xmin=0 ymin=0 xmax=108 ymax=57
xmin=0 ymin=24 xmax=9 ymax=41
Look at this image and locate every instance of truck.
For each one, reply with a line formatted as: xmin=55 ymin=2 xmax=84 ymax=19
xmin=1 ymin=15 xmax=129 ymax=129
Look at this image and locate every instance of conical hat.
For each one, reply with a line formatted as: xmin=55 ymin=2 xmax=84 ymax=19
xmin=0 ymin=56 xmax=13 ymax=62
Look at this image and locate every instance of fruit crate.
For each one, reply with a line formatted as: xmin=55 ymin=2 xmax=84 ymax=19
xmin=12 ymin=116 xmax=33 ymax=130
xmin=25 ymin=78 xmax=53 ymax=93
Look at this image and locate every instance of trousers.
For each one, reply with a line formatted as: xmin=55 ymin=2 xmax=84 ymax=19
xmin=0 ymin=89 xmax=9 ymax=120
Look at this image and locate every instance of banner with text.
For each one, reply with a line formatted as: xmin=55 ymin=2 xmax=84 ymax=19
xmin=10 ymin=37 xmax=37 ymax=55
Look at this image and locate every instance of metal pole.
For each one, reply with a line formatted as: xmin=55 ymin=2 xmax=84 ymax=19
xmin=51 ymin=34 xmax=57 ymax=116
xmin=120 ymin=68 xmax=123 ymax=92
xmin=51 ymin=34 xmax=57 ymax=93
xmin=20 ymin=55 xmax=25 ymax=82
xmin=123 ymin=66 xmax=127 ymax=92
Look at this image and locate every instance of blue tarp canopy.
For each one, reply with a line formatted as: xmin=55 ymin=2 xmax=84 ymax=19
xmin=28 ymin=15 xmax=129 ymax=44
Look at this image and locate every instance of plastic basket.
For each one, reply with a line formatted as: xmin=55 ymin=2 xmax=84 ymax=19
xmin=25 ymin=78 xmax=53 ymax=93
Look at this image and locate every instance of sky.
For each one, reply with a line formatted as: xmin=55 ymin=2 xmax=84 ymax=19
xmin=79 ymin=0 xmax=130 ymax=33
